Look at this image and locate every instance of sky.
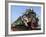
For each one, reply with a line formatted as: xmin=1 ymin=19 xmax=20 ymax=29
xmin=11 ymin=5 xmax=41 ymax=24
